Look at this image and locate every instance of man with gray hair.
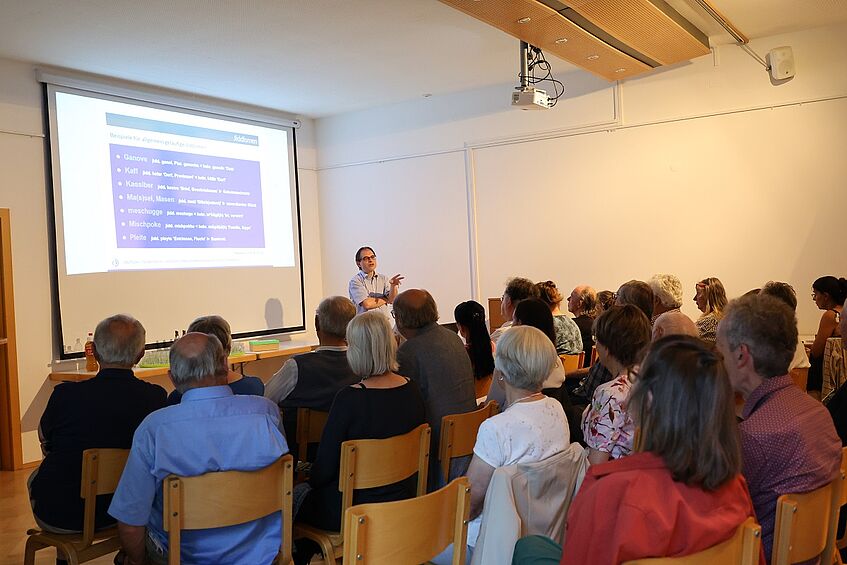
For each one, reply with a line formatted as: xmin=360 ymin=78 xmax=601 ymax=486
xmin=651 ymin=310 xmax=698 ymax=342
xmin=648 ymin=274 xmax=683 ymax=324
xmin=109 ymin=333 xmax=289 ymax=564
xmin=29 ymin=314 xmax=166 ymax=537
xmin=266 ymin=296 xmax=360 ymax=453
xmin=394 ymin=289 xmax=476 ymax=490
xmin=716 ymin=294 xmax=841 ymax=561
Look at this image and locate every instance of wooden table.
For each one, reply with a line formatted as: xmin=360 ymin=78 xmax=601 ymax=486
xmin=49 ymin=343 xmax=314 ymax=382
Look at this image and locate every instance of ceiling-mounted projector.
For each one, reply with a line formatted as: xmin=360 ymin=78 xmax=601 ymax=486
xmin=512 ymin=87 xmax=551 ymax=110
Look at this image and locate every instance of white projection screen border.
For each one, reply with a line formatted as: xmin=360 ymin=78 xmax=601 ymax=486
xmin=41 ymin=73 xmax=305 ymax=359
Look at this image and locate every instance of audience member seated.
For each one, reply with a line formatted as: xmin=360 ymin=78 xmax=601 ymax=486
xmin=265 ymin=296 xmax=359 ymax=447
xmin=566 ymin=285 xmax=598 ymax=368
xmin=582 ymin=305 xmax=651 ymax=465
xmin=292 ymin=311 xmax=426 ymax=533
xmin=693 ymin=276 xmax=727 ymax=342
xmin=651 ymin=310 xmax=698 ymax=341
xmin=536 ymin=280 xmax=583 ymax=356
xmin=109 ymin=332 xmax=289 ymax=565
xmin=513 ymin=335 xmax=761 ymax=565
xmin=395 ymin=289 xmax=477 ymax=488
xmin=827 ymin=297 xmax=847 ymax=443
xmin=166 ymin=315 xmax=263 ymax=405
xmin=807 ymin=275 xmax=846 ymax=394
xmin=454 ymin=300 xmax=496 ymax=399
xmin=431 ymin=326 xmax=569 ymax=565
xmin=759 ymin=281 xmax=811 ymax=372
xmin=596 ymin=290 xmax=616 ymax=313
xmin=491 ymin=277 xmax=540 ymax=344
xmin=570 ymin=281 xmax=653 ymax=407
xmin=615 ymin=279 xmax=654 ymax=320
xmin=716 ymin=294 xmax=842 ymax=562
xmin=29 ymin=315 xmax=166 ymax=536
xmin=487 ymin=299 xmax=565 ymax=402
xmin=648 ymin=273 xmax=683 ymax=324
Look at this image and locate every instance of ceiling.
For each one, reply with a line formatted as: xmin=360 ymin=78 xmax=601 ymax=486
xmin=0 ymin=1 xmax=844 ymax=118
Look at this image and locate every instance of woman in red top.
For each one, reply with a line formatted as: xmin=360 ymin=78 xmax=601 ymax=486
xmin=513 ymin=335 xmax=763 ymax=565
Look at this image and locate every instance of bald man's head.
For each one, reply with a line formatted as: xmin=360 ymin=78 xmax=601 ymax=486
xmin=652 ymin=311 xmax=698 ymax=342
xmin=393 ymin=289 xmax=439 ymax=331
xmin=168 ymin=332 xmax=228 ymax=393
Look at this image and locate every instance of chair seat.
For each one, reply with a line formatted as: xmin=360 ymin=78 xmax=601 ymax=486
xmin=293 ymin=523 xmax=344 ymax=561
xmin=26 ymin=525 xmax=119 ymax=546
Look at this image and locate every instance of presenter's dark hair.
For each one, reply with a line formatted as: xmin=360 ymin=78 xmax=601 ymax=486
xmin=355 ymin=246 xmax=375 ymax=262
xmin=514 ymin=298 xmax=557 ymax=345
xmin=455 ymin=301 xmax=495 ymax=380
xmin=629 ymin=335 xmax=741 ymax=491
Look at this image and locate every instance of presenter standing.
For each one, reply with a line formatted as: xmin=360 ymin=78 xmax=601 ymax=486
xmin=348 ymin=246 xmax=403 ymax=316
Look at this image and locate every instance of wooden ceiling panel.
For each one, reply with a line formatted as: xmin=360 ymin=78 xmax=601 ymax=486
xmin=438 ymin=0 xmax=651 ymax=80
xmin=562 ymin=0 xmax=711 ymax=65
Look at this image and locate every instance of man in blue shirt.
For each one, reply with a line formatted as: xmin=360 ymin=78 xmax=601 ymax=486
xmin=348 ymin=246 xmax=404 ymax=316
xmin=109 ymin=332 xmax=289 ymax=565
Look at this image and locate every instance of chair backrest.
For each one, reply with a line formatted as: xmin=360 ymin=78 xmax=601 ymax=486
xmin=823 ymin=337 xmax=847 ymax=401
xmin=337 ymin=423 xmax=431 ymax=536
xmin=788 ymin=367 xmax=808 ymax=391
xmin=771 ymin=475 xmax=841 ymax=565
xmin=163 ymin=454 xmax=294 ymax=565
xmin=560 ymin=353 xmax=584 ymax=374
xmin=79 ymin=448 xmax=130 ymax=546
xmin=488 ymin=297 xmax=505 ymax=334
xmin=342 ymin=477 xmax=470 ymax=565
xmin=621 ymin=517 xmax=761 ymax=565
xmin=590 ymin=345 xmax=598 ymax=366
xmin=439 ymin=401 xmax=498 ymax=481
xmin=296 ymin=408 xmax=329 ymax=461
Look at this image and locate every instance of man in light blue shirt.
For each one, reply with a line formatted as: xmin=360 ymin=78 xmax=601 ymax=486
xmin=348 ymin=246 xmax=404 ymax=316
xmin=109 ymin=332 xmax=289 ymax=565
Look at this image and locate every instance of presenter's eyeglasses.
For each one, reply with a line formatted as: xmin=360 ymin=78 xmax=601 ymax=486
xmin=360 ymin=254 xmax=376 ymax=262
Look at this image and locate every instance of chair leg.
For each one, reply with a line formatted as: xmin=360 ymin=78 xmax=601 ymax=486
xmin=23 ymin=537 xmax=45 ymax=565
xmin=55 ymin=541 xmax=79 ymax=565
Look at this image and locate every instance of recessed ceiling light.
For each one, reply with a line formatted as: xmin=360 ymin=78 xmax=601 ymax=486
xmin=555 ymin=38 xmax=568 ymax=44
xmin=615 ymin=68 xmax=626 ymax=73
xmin=587 ymin=54 xmax=600 ymax=60
xmin=517 ymin=17 xmax=531 ymax=24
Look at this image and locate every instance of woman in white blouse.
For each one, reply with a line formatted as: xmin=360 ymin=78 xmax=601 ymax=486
xmin=432 ymin=325 xmax=570 ymax=564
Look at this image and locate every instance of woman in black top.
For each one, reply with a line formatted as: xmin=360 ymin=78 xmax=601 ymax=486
xmin=293 ymin=310 xmax=426 ymax=532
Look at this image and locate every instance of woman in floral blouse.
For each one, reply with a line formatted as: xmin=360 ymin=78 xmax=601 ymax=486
xmin=582 ymin=305 xmax=652 ymax=465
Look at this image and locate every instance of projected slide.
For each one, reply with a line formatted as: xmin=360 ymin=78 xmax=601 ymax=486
xmin=54 ymin=91 xmax=296 ymax=275
xmin=110 ymin=142 xmax=265 ymax=249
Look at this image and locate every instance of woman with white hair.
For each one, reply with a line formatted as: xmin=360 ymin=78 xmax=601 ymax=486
xmin=432 ymin=325 xmax=570 ymax=564
xmin=292 ymin=311 xmax=426 ymax=534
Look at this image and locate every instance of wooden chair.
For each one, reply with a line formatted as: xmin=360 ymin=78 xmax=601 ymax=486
xmin=590 ymin=345 xmax=598 ymax=366
xmin=24 ymin=448 xmax=129 ymax=565
xmin=834 ymin=447 xmax=847 ymax=564
xmin=342 ymin=477 xmax=471 ymax=565
xmin=293 ymin=423 xmax=431 ymax=564
xmin=622 ymin=517 xmax=761 ymax=564
xmin=163 ymin=454 xmax=294 ymax=565
xmin=771 ymin=470 xmax=841 ymax=565
xmin=296 ymin=408 xmax=329 ymax=479
xmin=560 ymin=352 xmax=584 ymax=374
xmin=439 ymin=401 xmax=498 ymax=482
xmin=487 ymin=297 xmax=505 ymax=334
xmin=788 ymin=366 xmax=809 ymax=391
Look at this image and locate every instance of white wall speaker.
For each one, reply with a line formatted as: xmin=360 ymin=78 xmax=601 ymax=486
xmin=767 ymin=46 xmax=795 ymax=80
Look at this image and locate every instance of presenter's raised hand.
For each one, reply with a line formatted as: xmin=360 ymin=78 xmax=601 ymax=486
xmin=389 ymin=274 xmax=405 ymax=287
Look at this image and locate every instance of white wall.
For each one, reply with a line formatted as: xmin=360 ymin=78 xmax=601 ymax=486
xmin=315 ymin=22 xmax=847 ymax=332
xmin=0 ymin=58 xmax=324 ymax=464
